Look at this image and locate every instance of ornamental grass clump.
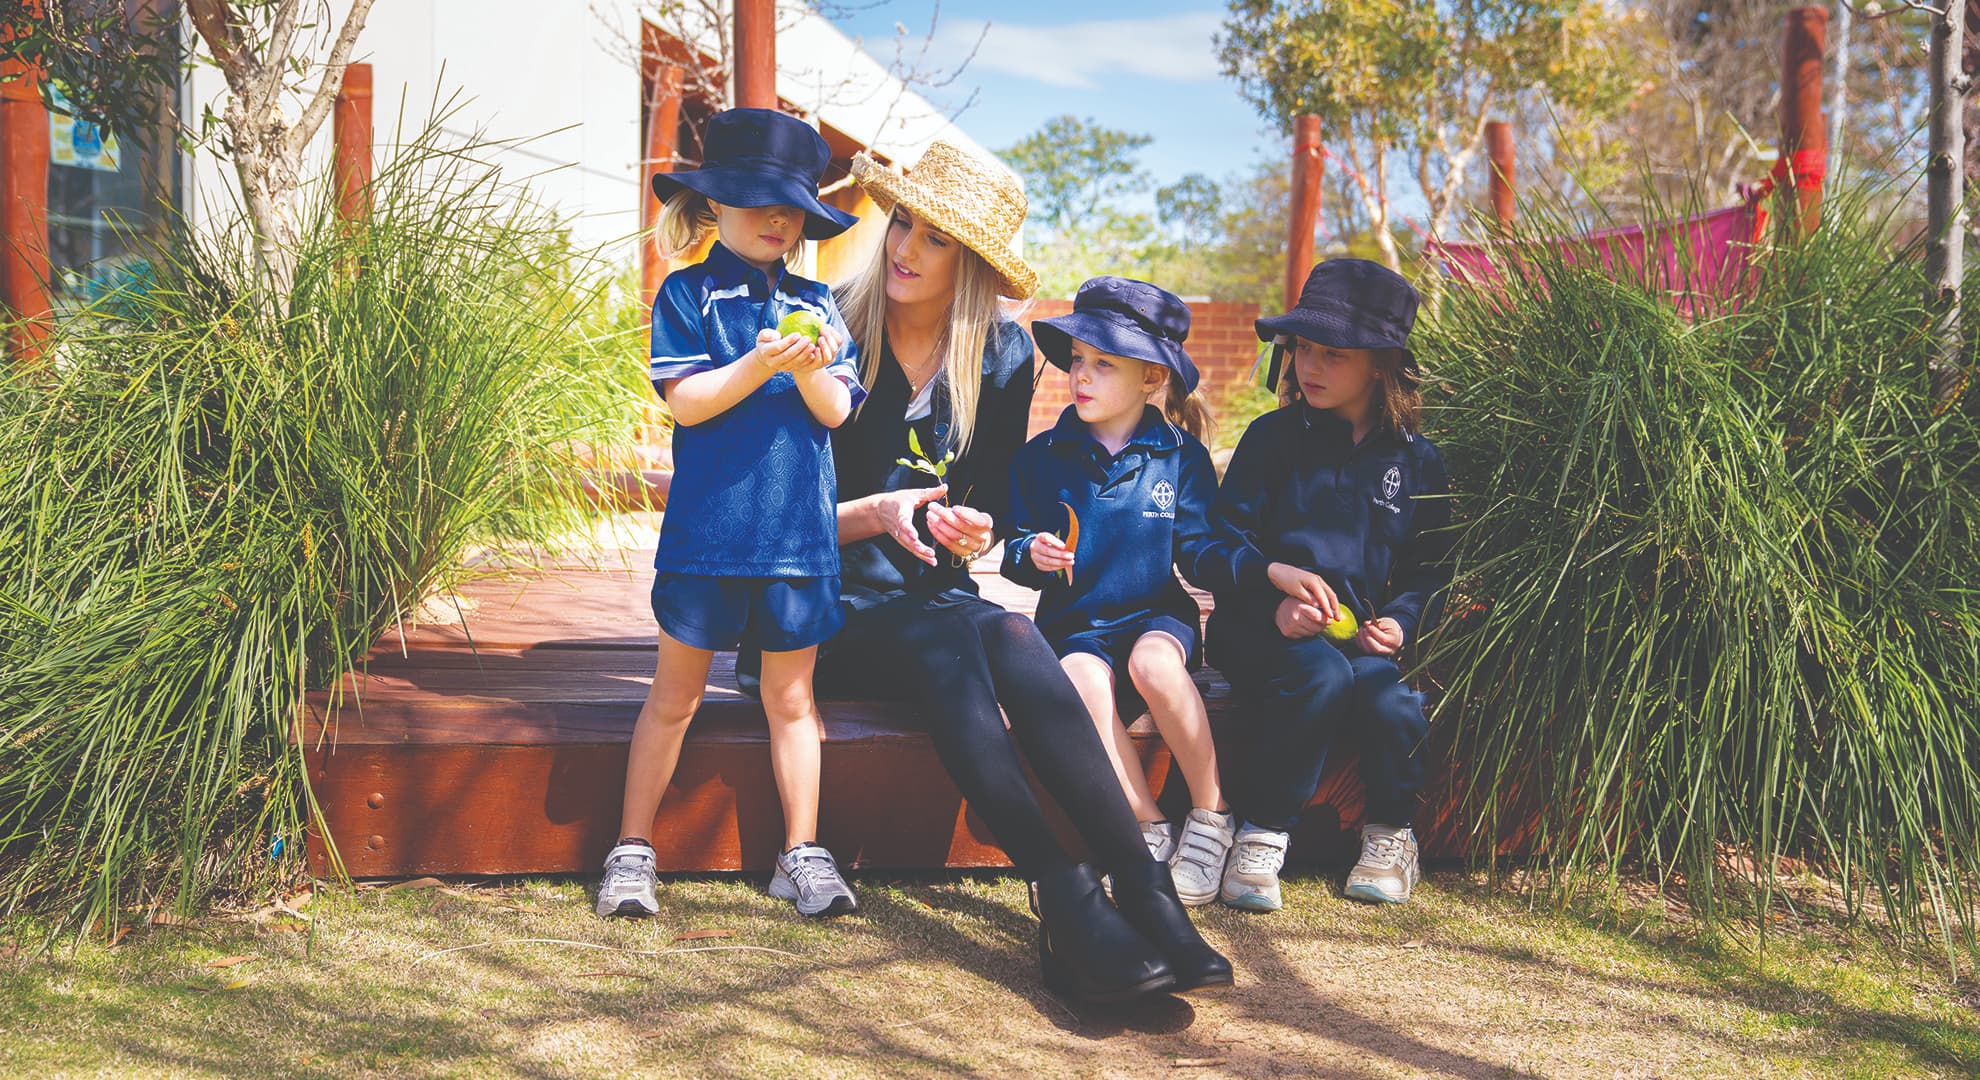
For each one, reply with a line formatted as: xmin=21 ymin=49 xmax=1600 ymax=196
xmin=1420 ymin=183 xmax=1980 ymax=964
xmin=0 ymin=118 xmax=645 ymax=930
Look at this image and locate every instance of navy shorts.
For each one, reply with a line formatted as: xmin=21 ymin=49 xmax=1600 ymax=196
xmin=1052 ymin=614 xmax=1201 ymax=723
xmin=651 ymin=572 xmax=844 ymax=653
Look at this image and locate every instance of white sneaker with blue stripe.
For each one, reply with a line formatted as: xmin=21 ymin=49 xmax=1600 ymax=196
xmin=596 ymin=842 xmax=660 ymax=918
xmin=1219 ymin=824 xmax=1289 ymax=912
xmin=1343 ymin=824 xmax=1419 ymax=904
xmin=769 ymin=842 xmax=858 ymax=917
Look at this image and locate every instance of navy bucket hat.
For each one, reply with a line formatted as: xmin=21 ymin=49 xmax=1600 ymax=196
xmin=1034 ymin=276 xmax=1201 ymax=394
xmin=1258 ymin=258 xmax=1423 ymax=391
xmin=650 ymin=108 xmax=858 ymax=241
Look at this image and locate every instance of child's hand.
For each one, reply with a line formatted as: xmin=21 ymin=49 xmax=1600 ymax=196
xmin=1028 ymin=531 xmax=1074 ymax=574
xmin=1274 ymin=596 xmax=1328 ymax=640
xmin=1354 ymin=616 xmax=1405 ymax=657
xmin=1267 ymin=562 xmax=1340 ymax=623
xmin=752 ymin=329 xmax=812 ymax=372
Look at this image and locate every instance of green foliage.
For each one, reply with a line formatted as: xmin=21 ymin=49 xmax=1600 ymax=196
xmin=999 ymin=115 xmax=1155 ymax=239
xmin=1 ymin=0 xmax=180 ymax=145
xmin=1419 ymin=183 xmax=1980 ymax=963
xmin=0 ymin=119 xmax=643 ymax=929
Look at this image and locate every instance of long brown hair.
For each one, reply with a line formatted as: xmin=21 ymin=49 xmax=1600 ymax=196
xmin=1162 ymin=369 xmax=1214 ymax=443
xmin=1275 ymin=342 xmax=1421 ymax=435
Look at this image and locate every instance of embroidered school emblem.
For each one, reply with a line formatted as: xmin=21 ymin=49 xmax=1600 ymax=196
xmin=1151 ymin=479 xmax=1176 ymax=512
xmin=1382 ymin=466 xmax=1402 ymax=501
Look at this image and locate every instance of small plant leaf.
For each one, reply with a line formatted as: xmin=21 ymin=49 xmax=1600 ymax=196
xmin=907 ymin=426 xmax=925 ymax=460
xmin=207 ymin=954 xmax=257 ymax=968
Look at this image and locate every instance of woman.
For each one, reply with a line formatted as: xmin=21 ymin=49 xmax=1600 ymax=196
xmin=820 ymin=143 xmax=1230 ymax=1003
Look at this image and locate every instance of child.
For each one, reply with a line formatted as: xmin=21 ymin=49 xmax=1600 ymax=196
xmin=1003 ymin=277 xmax=1238 ymax=907
xmin=598 ymin=109 xmax=864 ymax=919
xmin=1195 ymin=258 xmax=1452 ymax=911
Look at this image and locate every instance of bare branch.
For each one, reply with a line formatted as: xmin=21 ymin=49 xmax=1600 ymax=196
xmin=286 ymin=0 xmax=378 ymax=155
xmin=260 ymin=0 xmax=304 ymax=102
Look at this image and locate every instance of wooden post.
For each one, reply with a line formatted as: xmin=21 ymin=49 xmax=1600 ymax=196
xmin=0 ymin=11 xmax=51 ymax=363
xmin=1486 ymin=120 xmax=1515 ymax=230
xmin=733 ymin=0 xmax=776 ymax=110
xmin=641 ymin=64 xmax=685 ymax=307
xmin=1286 ymin=114 xmax=1322 ymax=310
xmin=1781 ymin=7 xmax=1828 ymax=237
xmin=332 ymin=62 xmax=373 ymax=222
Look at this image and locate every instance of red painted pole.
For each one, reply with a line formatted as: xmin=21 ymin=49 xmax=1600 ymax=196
xmin=1782 ymin=7 xmax=1828 ymax=236
xmin=333 ymin=62 xmax=373 ymax=222
xmin=1486 ymin=120 xmax=1515 ymax=230
xmin=0 ymin=9 xmax=51 ymax=363
xmin=733 ymin=0 xmax=776 ymax=109
xmin=1286 ymin=114 xmax=1322 ymax=309
xmin=641 ymin=64 xmax=685 ymax=307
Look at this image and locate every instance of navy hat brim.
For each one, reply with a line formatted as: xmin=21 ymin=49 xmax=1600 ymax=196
xmin=1254 ymin=307 xmax=1408 ymax=352
xmin=1034 ymin=311 xmax=1200 ymax=394
xmin=651 ymin=166 xmax=858 ymax=241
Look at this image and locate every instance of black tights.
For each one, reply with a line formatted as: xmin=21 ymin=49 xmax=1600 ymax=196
xmin=820 ymin=593 xmax=1153 ymax=877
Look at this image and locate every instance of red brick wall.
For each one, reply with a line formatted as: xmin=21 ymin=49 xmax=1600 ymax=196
xmin=1012 ymin=299 xmax=1263 ymax=438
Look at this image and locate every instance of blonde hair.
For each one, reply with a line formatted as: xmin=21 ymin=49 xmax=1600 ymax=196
xmin=1162 ymin=369 xmax=1214 ymax=443
xmin=654 ymin=189 xmax=801 ymax=266
xmin=1275 ymin=341 xmax=1421 ymax=435
xmin=836 ymin=236 xmax=1007 ymax=456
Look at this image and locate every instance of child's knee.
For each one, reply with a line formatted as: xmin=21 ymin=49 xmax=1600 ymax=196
xmin=1369 ymin=683 xmax=1429 ymax=745
xmin=1125 ymin=633 xmax=1189 ymax=691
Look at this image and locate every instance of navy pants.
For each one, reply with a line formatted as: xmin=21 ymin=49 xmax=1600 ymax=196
xmin=1208 ymin=620 xmax=1430 ymax=831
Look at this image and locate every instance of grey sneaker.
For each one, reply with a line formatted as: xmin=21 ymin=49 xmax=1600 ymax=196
xmin=596 ymin=842 xmax=659 ymax=918
xmin=768 ymin=843 xmax=858 ymax=917
xmin=1220 ymin=824 xmax=1289 ymax=912
xmin=1141 ymin=820 xmax=1177 ymax=863
xmin=1343 ymin=824 xmax=1419 ymax=904
xmin=1169 ymin=809 xmax=1237 ymax=906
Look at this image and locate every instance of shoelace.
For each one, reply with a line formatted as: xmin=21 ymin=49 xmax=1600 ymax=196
xmin=785 ymin=851 xmax=840 ymax=894
xmin=1361 ymin=832 xmax=1409 ymax=869
xmin=1234 ymin=837 xmax=1285 ymax=874
xmin=603 ymin=855 xmax=651 ymax=890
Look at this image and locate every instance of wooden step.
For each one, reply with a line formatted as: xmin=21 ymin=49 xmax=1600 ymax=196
xmin=300 ymin=546 xmax=1505 ymax=878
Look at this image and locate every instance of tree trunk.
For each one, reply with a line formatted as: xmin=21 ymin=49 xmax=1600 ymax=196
xmin=1926 ymin=0 xmax=1970 ymax=404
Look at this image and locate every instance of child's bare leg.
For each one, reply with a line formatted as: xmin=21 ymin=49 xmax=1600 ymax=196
xmin=1127 ymin=632 xmax=1227 ymax=812
xmin=1062 ymin=652 xmax=1164 ymax=822
xmin=758 ymin=645 xmax=824 ymax=850
xmin=618 ymin=630 xmax=717 ymax=840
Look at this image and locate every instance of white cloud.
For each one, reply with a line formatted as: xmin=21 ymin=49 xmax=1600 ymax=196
xmin=928 ymin=11 xmax=1225 ymax=90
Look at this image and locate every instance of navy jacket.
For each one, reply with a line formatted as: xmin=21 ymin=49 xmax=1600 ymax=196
xmin=1197 ymin=404 xmax=1453 ymax=644
xmin=831 ymin=318 xmax=1037 ymax=609
xmin=1004 ymin=406 xmax=1218 ymax=646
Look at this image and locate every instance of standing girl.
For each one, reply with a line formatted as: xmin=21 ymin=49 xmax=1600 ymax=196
xmin=1003 ymin=277 xmax=1238 ymax=907
xmin=1197 ymin=259 xmax=1453 ymax=911
xmin=598 ymin=109 xmax=865 ymax=920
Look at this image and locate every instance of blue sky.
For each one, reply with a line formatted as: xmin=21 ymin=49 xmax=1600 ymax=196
xmin=830 ymin=1 xmax=1283 ymax=196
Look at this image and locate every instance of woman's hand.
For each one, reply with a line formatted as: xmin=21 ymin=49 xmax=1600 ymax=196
xmin=1354 ymin=617 xmax=1405 ymax=657
xmin=928 ymin=502 xmax=995 ymax=561
xmin=1274 ymin=596 xmax=1328 ymax=640
xmin=872 ymin=486 xmax=947 ymax=565
xmin=1267 ymin=562 xmax=1340 ymax=623
xmin=1027 ymin=532 xmax=1074 ymax=574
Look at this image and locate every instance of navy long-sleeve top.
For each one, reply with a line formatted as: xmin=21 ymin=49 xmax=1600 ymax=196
xmin=830 ymin=317 xmax=1038 ymax=609
xmin=1196 ymin=404 xmax=1453 ymax=644
xmin=1003 ymin=405 xmax=1218 ymax=646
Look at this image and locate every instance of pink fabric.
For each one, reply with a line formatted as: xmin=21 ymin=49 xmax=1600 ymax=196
xmin=1433 ymin=204 xmax=1761 ymax=315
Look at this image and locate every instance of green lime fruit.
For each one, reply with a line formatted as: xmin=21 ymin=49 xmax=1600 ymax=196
xmin=1320 ymin=608 xmax=1358 ymax=643
xmin=777 ymin=310 xmax=825 ymax=342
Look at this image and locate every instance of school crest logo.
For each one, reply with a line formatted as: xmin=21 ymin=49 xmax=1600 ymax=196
xmin=1151 ymin=479 xmax=1176 ymax=512
xmin=1382 ymin=466 xmax=1402 ymax=501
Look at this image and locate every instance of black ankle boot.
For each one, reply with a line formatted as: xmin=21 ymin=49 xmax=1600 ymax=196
xmin=1030 ymin=862 xmax=1176 ymax=1004
xmin=1108 ymin=859 xmax=1234 ymax=993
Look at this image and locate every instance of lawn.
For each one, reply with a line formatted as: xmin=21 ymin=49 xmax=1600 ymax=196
xmin=2 ymin=870 xmax=1974 ymax=1078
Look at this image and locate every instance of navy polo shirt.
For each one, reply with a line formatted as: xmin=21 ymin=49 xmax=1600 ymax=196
xmin=648 ymin=242 xmax=865 ymax=577
xmin=1004 ymin=405 xmax=1218 ymax=645
xmin=1195 ymin=405 xmax=1453 ymax=641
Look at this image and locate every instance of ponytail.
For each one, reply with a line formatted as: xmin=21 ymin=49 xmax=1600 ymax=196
xmin=1162 ymin=369 xmax=1214 ymax=443
xmin=655 ymin=189 xmax=717 ymax=259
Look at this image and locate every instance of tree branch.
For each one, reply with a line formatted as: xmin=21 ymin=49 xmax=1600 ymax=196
xmin=260 ymin=0 xmax=303 ymax=103
xmin=287 ymin=0 xmax=377 ymax=155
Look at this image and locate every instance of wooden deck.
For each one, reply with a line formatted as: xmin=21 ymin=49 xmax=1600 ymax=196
xmin=299 ymin=540 xmax=1484 ymax=879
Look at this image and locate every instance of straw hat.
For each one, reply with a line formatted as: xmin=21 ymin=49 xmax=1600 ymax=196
xmin=850 ymin=142 xmax=1039 ymax=299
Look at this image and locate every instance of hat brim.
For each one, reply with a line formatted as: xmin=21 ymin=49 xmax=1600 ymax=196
xmin=1033 ymin=312 xmax=1200 ymax=394
xmin=1254 ymin=307 xmax=1409 ymax=352
xmin=852 ymin=156 xmax=1038 ymax=299
xmin=651 ymin=167 xmax=857 ymax=241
